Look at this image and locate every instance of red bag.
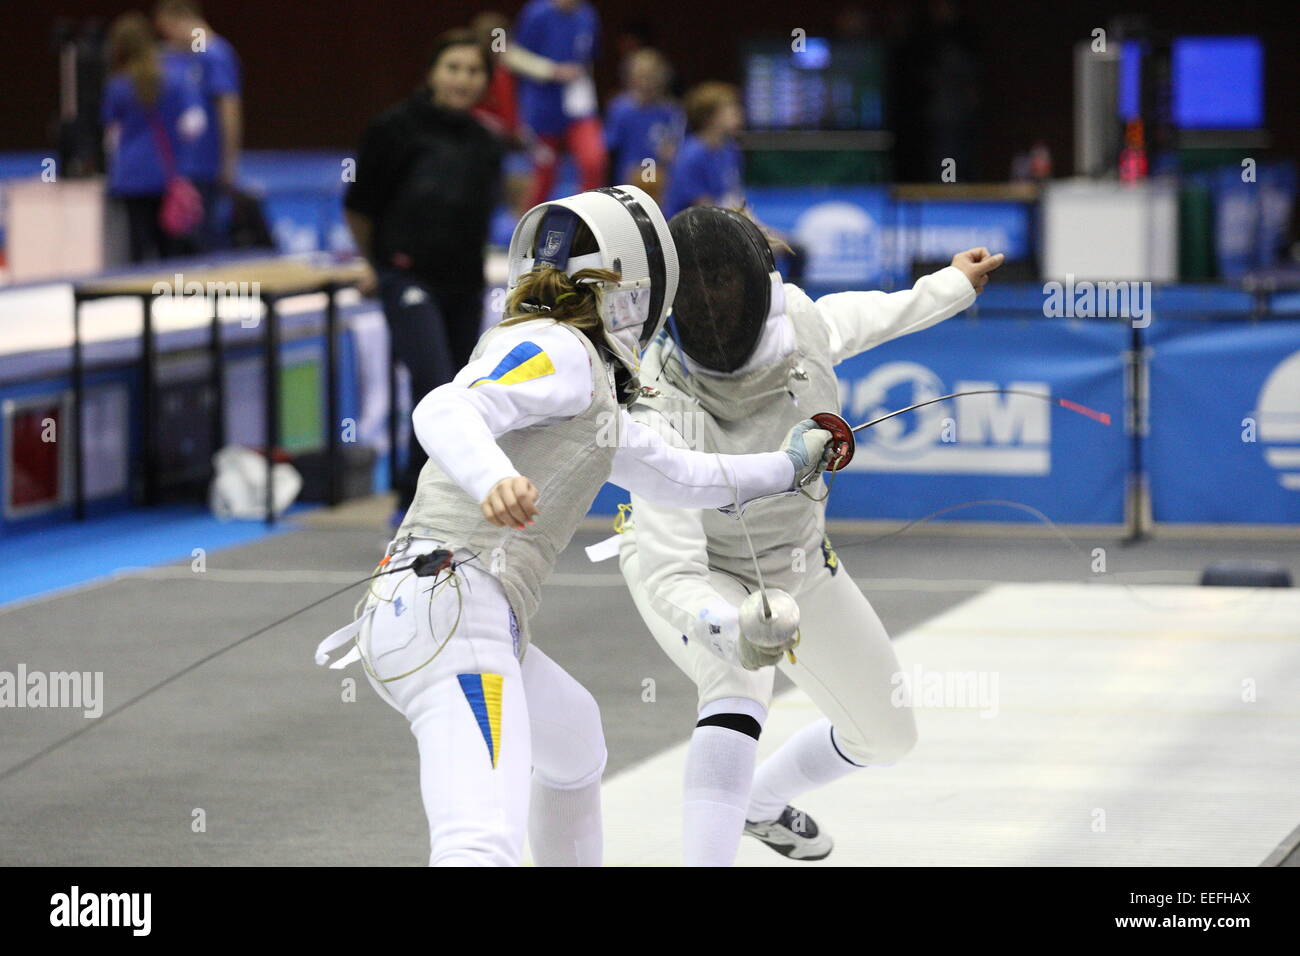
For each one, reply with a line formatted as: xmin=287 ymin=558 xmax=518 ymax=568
xmin=160 ymin=174 xmax=203 ymax=237
xmin=149 ymin=113 xmax=204 ymax=238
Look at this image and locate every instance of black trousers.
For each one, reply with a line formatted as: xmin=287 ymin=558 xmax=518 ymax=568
xmin=378 ymin=270 xmax=484 ymax=512
xmin=121 ymin=195 xmax=196 ymax=263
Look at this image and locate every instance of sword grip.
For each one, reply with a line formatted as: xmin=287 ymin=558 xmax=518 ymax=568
xmin=811 ymin=411 xmax=855 ymax=471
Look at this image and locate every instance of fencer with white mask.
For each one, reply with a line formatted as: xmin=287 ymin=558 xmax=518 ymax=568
xmin=617 ymin=205 xmax=1004 ymax=864
xmin=314 ymin=186 xmax=837 ymax=867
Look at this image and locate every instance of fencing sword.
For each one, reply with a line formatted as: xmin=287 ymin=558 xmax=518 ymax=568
xmin=732 ymin=500 xmax=802 ymax=661
xmin=808 ymin=388 xmax=1112 ymax=474
xmin=732 ymin=388 xmax=1112 ymax=659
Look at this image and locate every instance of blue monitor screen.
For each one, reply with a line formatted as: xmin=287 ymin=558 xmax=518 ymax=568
xmin=1172 ymin=36 xmax=1264 ymax=129
xmin=1118 ymin=40 xmax=1143 ymax=122
xmin=793 ymin=37 xmax=831 ymax=70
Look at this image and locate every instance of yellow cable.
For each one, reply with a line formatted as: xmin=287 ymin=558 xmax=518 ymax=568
xmin=613 ymin=502 xmax=633 ymax=534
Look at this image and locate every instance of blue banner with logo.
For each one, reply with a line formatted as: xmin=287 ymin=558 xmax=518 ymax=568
xmin=747 ymin=186 xmax=1033 ymax=289
xmin=826 ymin=316 xmax=1129 ymax=524
xmin=1146 ymin=318 xmax=1300 ymax=523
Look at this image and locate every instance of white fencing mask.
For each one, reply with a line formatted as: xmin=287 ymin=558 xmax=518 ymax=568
xmin=506 ymin=184 xmax=678 ymax=400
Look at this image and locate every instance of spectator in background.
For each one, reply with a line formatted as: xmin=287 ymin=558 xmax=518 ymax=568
xmin=101 ymin=12 xmax=200 ymax=262
xmin=604 ymin=48 xmax=683 ymax=203
xmin=344 ymin=30 xmax=504 ymax=518
xmin=154 ymin=0 xmax=241 ymax=250
xmin=661 ymin=82 xmax=745 ymax=219
xmin=471 ymin=11 xmax=520 ymax=142
xmin=508 ymin=0 xmax=606 ymax=207
xmin=471 ymin=10 xmax=534 ymax=220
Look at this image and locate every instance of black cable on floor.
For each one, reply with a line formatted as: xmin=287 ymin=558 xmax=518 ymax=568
xmin=0 ymin=574 xmax=373 ymax=785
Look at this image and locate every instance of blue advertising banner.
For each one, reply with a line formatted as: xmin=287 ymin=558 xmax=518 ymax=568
xmin=747 ymin=186 xmax=893 ymax=287
xmin=591 ymin=314 xmax=1130 ymax=524
xmin=747 ymin=186 xmax=1033 ymax=288
xmin=893 ymin=200 xmax=1033 ymax=274
xmin=1146 ymin=318 xmax=1300 ymax=523
xmin=826 ymin=315 xmax=1129 ymax=524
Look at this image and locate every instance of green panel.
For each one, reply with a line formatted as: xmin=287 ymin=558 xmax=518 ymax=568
xmin=1178 ymin=185 xmax=1216 ymax=281
xmin=746 ymin=149 xmax=891 ymax=186
xmin=1176 ymin=148 xmax=1254 ymax=174
xmin=279 ymin=360 xmax=323 ymax=453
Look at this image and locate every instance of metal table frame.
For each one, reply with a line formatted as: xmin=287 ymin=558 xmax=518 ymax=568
xmin=70 ymin=277 xmax=354 ymax=526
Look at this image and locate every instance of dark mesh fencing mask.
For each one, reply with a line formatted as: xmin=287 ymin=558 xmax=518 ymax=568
xmin=667 ymin=207 xmax=778 ymax=373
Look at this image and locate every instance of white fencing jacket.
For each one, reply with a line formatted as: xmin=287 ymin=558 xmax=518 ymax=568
xmin=621 ymin=266 xmax=976 ymax=653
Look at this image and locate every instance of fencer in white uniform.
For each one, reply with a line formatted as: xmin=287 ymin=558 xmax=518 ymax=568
xmin=315 ymin=187 xmax=836 ymax=867
xmin=617 ymin=206 xmax=1004 ymax=864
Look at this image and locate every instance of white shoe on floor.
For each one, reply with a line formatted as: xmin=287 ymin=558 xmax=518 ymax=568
xmin=744 ymin=805 xmax=834 ymax=861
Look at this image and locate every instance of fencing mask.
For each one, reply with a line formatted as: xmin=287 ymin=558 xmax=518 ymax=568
xmin=506 ymin=184 xmax=679 ymax=395
xmin=666 ymin=206 xmax=784 ymax=374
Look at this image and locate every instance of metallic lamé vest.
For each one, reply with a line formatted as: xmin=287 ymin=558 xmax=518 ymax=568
xmin=397 ymin=321 xmax=620 ymax=650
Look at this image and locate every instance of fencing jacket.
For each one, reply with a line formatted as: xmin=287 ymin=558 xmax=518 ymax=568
xmin=397 ymin=317 xmax=797 ymax=652
xmin=619 ymin=266 xmax=976 ymax=653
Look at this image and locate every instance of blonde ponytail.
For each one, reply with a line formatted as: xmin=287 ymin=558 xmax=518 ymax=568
xmin=502 ymin=266 xmax=622 ymax=345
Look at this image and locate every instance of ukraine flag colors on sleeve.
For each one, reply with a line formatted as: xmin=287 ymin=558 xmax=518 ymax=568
xmin=457 ymin=672 xmax=505 ymax=767
xmin=469 ymin=341 xmax=556 ymax=389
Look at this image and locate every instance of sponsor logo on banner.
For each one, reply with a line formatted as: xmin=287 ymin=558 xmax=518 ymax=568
xmin=839 ymin=362 xmax=1051 ymax=475
xmin=794 ymin=202 xmax=880 ymax=284
xmin=786 ymin=200 xmax=1019 ymax=285
xmin=1256 ymin=350 xmax=1300 ymax=491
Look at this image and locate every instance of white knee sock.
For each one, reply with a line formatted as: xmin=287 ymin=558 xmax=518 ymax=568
xmin=747 ymin=718 xmax=863 ymax=824
xmin=528 ymin=775 xmax=603 ymax=867
xmin=682 ymin=697 xmax=767 ymax=867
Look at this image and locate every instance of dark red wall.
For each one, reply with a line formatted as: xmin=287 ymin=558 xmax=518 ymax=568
xmin=4 ymin=0 xmax=1296 ymax=178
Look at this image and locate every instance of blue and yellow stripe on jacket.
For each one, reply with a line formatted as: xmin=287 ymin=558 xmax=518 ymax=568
xmin=469 ymin=341 xmax=555 ymax=389
xmin=457 ymin=673 xmax=504 ymax=767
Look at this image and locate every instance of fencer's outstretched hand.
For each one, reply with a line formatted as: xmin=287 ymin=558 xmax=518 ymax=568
xmin=781 ymin=420 xmax=834 ymax=488
xmin=482 ymin=476 xmax=539 ymax=529
xmin=951 ymin=247 xmax=1005 ymax=294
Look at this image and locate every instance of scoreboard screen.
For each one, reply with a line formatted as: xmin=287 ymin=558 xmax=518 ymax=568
xmin=743 ymin=39 xmax=885 ymax=131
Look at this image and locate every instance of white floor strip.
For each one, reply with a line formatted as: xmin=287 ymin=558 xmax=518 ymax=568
xmin=117 ymin=566 xmax=367 ymax=585
xmin=113 ymin=566 xmax=1014 ymax=592
xmin=599 ymin=583 xmax=1300 ymax=866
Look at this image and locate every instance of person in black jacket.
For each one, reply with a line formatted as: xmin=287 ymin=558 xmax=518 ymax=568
xmin=345 ymin=29 xmax=505 ymax=515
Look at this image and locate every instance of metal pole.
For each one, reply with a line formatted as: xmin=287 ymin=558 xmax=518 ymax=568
xmin=324 ymin=282 xmax=340 ymax=506
xmin=141 ymin=292 xmax=156 ymax=506
xmin=71 ymin=290 xmax=86 ymax=520
xmin=1123 ymin=321 xmax=1148 ymax=543
xmin=210 ymin=289 xmax=225 ymax=476
xmin=264 ymin=296 xmax=279 ymax=526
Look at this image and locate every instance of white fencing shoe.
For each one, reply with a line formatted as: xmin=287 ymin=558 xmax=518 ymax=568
xmin=743 ymin=805 xmax=834 ymax=861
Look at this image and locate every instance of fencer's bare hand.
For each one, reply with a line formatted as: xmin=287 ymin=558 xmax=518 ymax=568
xmin=951 ymin=247 xmax=1005 ymax=294
xmin=553 ymin=63 xmax=583 ymax=83
xmin=482 ymin=477 xmax=539 ymax=529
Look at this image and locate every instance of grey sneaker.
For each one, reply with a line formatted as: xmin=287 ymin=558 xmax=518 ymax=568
xmin=744 ymin=805 xmax=833 ymax=861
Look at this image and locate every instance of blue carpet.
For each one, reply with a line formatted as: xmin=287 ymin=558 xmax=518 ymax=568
xmin=0 ymin=505 xmax=310 ymax=607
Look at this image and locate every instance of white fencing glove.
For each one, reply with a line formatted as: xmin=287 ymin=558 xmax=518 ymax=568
xmin=780 ymin=419 xmax=834 ymax=489
xmin=738 ymin=632 xmax=786 ymax=671
xmin=736 ymin=589 xmax=800 ymax=671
